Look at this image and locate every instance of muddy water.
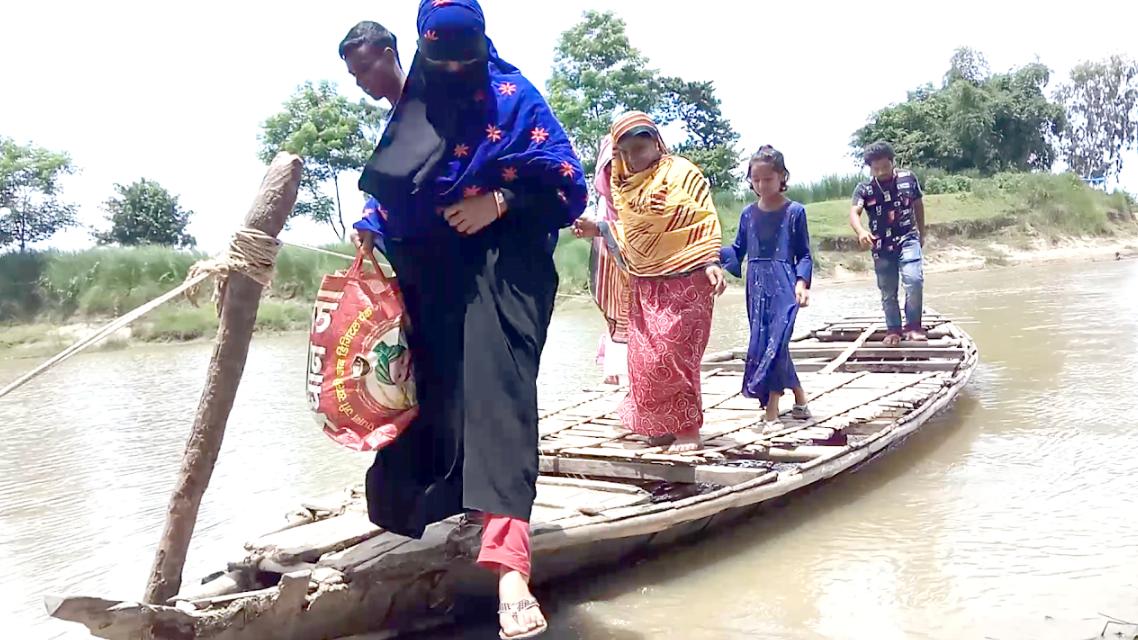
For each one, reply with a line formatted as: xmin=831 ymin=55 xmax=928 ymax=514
xmin=2 ymin=258 xmax=1136 ymax=639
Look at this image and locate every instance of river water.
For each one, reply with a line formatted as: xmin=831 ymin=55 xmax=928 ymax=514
xmin=2 ymin=258 xmax=1136 ymax=640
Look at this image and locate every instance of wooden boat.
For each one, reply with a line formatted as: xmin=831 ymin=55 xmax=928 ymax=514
xmin=47 ymin=313 xmax=977 ymax=640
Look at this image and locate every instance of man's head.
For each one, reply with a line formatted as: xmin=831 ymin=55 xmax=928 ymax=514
xmin=863 ymin=141 xmax=896 ymax=182
xmin=339 ymin=21 xmax=403 ymax=103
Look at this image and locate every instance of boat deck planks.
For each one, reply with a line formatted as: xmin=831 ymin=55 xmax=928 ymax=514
xmin=48 ymin=313 xmax=978 ymax=640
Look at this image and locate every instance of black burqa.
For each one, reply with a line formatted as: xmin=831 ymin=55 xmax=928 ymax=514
xmin=357 ymin=3 xmax=585 ymax=538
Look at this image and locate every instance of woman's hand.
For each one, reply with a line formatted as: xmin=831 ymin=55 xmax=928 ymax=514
xmin=795 ymin=280 xmax=810 ymax=307
xmin=572 ymin=217 xmax=600 ymax=238
xmin=443 ymin=192 xmax=501 ymax=236
xmin=705 ymin=264 xmax=726 ymax=297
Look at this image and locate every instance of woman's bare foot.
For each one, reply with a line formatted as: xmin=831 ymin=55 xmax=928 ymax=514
xmin=667 ymin=428 xmax=702 ymax=454
xmin=498 ymin=568 xmax=546 ymax=639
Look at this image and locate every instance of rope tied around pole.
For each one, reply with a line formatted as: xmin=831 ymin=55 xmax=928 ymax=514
xmin=185 ymin=227 xmax=282 ymax=314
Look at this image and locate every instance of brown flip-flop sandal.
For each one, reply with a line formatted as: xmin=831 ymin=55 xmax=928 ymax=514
xmin=882 ymin=332 xmax=902 ymax=347
xmin=499 ymin=598 xmax=547 ymax=639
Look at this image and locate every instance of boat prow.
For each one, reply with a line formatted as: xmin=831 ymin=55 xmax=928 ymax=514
xmin=47 ymin=313 xmax=977 ymax=640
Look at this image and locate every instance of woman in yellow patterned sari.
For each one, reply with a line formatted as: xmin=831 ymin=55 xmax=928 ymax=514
xmin=573 ymin=111 xmax=725 ymax=452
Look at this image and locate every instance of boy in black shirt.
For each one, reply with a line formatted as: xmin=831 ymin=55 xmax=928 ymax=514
xmin=849 ymin=142 xmax=927 ymax=345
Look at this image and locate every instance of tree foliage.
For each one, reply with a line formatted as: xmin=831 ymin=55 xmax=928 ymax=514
xmin=1056 ymin=55 xmax=1138 ymax=180
xmin=945 ymin=47 xmax=990 ymax=86
xmin=547 ymin=11 xmax=741 ymax=187
xmin=546 ymin=11 xmax=661 ymax=177
xmin=0 ymin=137 xmax=77 ymax=252
xmin=853 ymin=49 xmax=1065 ymax=175
xmin=658 ymin=78 xmax=741 ymax=189
xmin=96 ymin=179 xmax=196 ymax=248
xmin=259 ymin=81 xmax=387 ymax=239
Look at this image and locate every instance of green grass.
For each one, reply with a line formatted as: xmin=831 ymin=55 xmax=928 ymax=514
xmin=785 ymin=174 xmax=864 ymax=205
xmin=1 ymin=171 xmax=1133 ymax=343
xmin=130 ymin=299 xmax=311 ymax=342
xmin=0 ymin=324 xmax=66 ymax=351
xmin=558 ymin=171 xmax=1136 ymax=286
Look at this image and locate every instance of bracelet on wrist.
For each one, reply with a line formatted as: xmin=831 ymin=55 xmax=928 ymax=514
xmin=493 ymin=190 xmax=506 ymax=219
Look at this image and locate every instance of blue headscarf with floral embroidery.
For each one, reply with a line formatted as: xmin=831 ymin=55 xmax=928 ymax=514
xmin=357 ymin=0 xmax=586 ymax=242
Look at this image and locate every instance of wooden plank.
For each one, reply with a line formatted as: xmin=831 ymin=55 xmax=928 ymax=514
xmin=539 ymin=456 xmax=768 ymax=485
xmin=843 ymin=360 xmax=959 ymax=373
xmin=545 ymin=373 xmax=744 ymax=453
xmin=539 ymin=369 xmax=722 ymax=439
xmin=751 ymin=373 xmax=938 ymax=444
xmin=529 ymin=504 xmax=584 ymax=524
xmin=536 ymin=475 xmax=645 ymax=495
xmin=245 ymin=511 xmax=381 ymax=565
xmin=45 ymin=596 xmax=197 ymax=639
xmin=632 ymin=371 xmax=866 ymax=457
xmin=791 ymin=346 xmax=966 ymax=359
xmin=819 ymin=324 xmax=879 ymax=374
xmin=538 ymin=388 xmax=619 ymax=421
xmin=318 ymin=532 xmax=412 ymax=573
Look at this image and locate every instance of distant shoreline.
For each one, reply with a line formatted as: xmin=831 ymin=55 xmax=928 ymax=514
xmin=3 ymin=232 xmax=1134 ymax=361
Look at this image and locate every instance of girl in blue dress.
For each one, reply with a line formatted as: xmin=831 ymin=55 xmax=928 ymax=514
xmin=721 ymin=146 xmax=813 ymax=425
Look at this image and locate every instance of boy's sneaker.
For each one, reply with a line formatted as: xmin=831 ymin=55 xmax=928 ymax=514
xmin=791 ymin=404 xmax=812 ymax=420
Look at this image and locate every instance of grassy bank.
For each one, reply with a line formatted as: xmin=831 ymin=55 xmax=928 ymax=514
xmin=0 ymin=243 xmax=359 ymax=352
xmin=558 ymin=172 xmax=1135 ymax=291
xmin=1 ymin=172 xmax=1134 ymax=352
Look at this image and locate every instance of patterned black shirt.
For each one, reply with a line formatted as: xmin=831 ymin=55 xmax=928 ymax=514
xmin=852 ymin=170 xmax=923 ymax=255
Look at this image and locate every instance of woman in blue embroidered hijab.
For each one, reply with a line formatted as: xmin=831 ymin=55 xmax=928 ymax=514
xmin=358 ymin=2 xmax=585 ymax=638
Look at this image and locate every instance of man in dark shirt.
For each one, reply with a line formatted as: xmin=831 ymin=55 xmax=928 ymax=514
xmin=849 ymin=141 xmax=927 ymax=345
xmin=339 ymin=21 xmax=405 ymax=256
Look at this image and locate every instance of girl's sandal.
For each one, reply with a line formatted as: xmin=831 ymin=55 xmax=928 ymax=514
xmin=499 ymin=599 xmax=548 ymax=639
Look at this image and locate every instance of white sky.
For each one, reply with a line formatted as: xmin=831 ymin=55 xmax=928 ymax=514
xmin=3 ymin=0 xmax=1137 ymax=253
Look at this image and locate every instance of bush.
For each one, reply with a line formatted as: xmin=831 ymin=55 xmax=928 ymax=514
xmin=133 ymin=305 xmax=217 ymax=342
xmin=924 ymin=174 xmax=974 ymax=194
xmin=39 ymin=246 xmax=199 ymax=318
xmin=971 ymin=172 xmax=1111 ymax=235
xmin=0 ymin=252 xmax=47 ymax=321
xmin=785 ymin=174 xmax=864 ymax=204
xmin=255 ymin=300 xmax=311 ymax=332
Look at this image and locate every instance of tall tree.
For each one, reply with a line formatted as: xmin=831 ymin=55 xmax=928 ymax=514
xmin=945 ymin=47 xmax=990 ymax=85
xmin=259 ymin=81 xmax=386 ymax=240
xmin=546 ymin=10 xmax=661 ymax=177
xmin=852 ymin=51 xmax=1064 ymax=174
xmin=96 ymin=178 xmax=196 ymax=248
xmin=0 ymin=137 xmax=77 ymax=252
xmin=658 ymin=77 xmax=741 ymax=189
xmin=1057 ymin=55 xmax=1138 ymax=180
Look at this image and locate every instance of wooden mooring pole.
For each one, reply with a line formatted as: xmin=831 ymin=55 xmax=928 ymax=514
xmin=142 ymin=153 xmax=301 ymax=616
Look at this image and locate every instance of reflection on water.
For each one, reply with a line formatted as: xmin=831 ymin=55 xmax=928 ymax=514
xmin=2 ymin=260 xmax=1136 ymax=639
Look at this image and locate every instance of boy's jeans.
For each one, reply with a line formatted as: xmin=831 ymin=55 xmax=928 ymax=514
xmin=873 ymin=236 xmax=924 ymax=333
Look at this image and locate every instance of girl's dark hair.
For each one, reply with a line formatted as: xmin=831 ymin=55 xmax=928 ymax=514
xmin=862 ymin=141 xmax=895 ymax=165
xmin=748 ymin=145 xmax=790 ymax=192
xmin=339 ymin=21 xmax=401 ymax=66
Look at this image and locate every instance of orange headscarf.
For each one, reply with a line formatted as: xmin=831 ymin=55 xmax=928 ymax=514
xmin=607 ymin=112 xmax=722 ymax=277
